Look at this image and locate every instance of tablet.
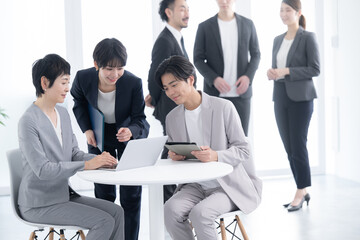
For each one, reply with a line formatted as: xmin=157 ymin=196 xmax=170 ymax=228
xmin=165 ymin=142 xmax=201 ymax=160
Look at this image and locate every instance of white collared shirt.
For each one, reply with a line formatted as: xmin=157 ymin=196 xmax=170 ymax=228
xmin=166 ymin=23 xmax=184 ymax=55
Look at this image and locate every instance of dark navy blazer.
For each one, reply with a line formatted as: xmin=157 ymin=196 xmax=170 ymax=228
xmin=71 ymin=67 xmax=149 ymax=142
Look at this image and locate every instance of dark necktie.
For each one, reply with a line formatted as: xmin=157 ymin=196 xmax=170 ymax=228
xmin=180 ymin=37 xmax=189 ymax=59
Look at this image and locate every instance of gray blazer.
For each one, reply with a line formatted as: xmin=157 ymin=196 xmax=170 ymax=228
xmin=272 ymin=27 xmax=320 ymax=101
xmin=165 ymin=92 xmax=262 ymax=214
xmin=194 ymin=14 xmax=260 ymax=98
xmin=18 ymin=104 xmax=94 ymax=208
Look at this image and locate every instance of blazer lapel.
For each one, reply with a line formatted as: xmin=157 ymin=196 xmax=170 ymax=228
xmin=286 ymin=27 xmax=304 ymax=66
xmin=211 ymin=15 xmax=223 ymax=60
xmin=164 ymin=28 xmax=183 ymax=56
xmin=200 ymin=93 xmax=213 ymax=147
xmin=235 ymin=13 xmax=242 ymax=52
xmin=173 ymin=106 xmax=189 ymax=141
xmin=273 ymin=33 xmax=285 ymax=68
xmin=35 ymin=105 xmax=63 ymax=151
xmin=235 ymin=14 xmax=244 ymax=75
xmin=58 ymin=107 xmax=69 ymax=151
xmin=88 ymin=69 xmax=99 ymax=109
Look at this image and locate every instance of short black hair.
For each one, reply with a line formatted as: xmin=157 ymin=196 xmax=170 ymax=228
xmin=155 ymin=55 xmax=197 ymax=89
xmin=159 ymin=0 xmax=176 ymax=22
xmin=32 ymin=54 xmax=70 ymax=97
xmin=93 ymin=38 xmax=127 ymax=69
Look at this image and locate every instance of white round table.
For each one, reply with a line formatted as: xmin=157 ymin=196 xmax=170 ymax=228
xmin=77 ymin=159 xmax=233 ymax=240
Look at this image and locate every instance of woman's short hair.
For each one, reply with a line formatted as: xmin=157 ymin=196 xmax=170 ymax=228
xmin=159 ymin=0 xmax=176 ymax=22
xmin=155 ymin=55 xmax=197 ymax=89
xmin=93 ymin=38 xmax=127 ymax=69
xmin=32 ymin=54 xmax=70 ymax=97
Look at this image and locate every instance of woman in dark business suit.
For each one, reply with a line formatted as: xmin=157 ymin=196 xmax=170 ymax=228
xmin=18 ymin=54 xmax=124 ymax=240
xmin=267 ymin=0 xmax=320 ymax=212
xmin=71 ymin=38 xmax=149 ymax=240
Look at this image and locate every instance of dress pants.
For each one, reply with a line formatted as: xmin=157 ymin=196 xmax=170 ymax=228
xmin=274 ymin=82 xmax=313 ymax=189
xmin=223 ymin=97 xmax=251 ymax=136
xmin=164 ymin=183 xmax=237 ymax=240
xmin=19 ymin=194 xmax=124 ymax=240
xmin=89 ymin=123 xmax=142 ymax=240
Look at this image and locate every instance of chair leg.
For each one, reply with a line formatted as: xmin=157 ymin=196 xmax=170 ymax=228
xmin=219 ymin=218 xmax=227 ymax=240
xmin=29 ymin=231 xmax=36 ymax=240
xmin=235 ymin=215 xmax=249 ymax=240
xmin=59 ymin=229 xmax=66 ymax=240
xmin=79 ymin=230 xmax=86 ymax=240
xmin=49 ymin=227 xmax=54 ymax=240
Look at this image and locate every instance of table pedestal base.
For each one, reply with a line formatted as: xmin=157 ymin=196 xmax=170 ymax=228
xmin=148 ymin=185 xmax=165 ymax=240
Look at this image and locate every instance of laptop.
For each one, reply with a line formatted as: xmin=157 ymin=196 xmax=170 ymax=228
xmin=100 ymin=136 xmax=168 ymax=171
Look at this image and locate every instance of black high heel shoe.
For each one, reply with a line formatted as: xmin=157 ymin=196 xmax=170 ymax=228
xmin=287 ymin=193 xmax=311 ymax=212
xmin=283 ymin=193 xmax=310 ymax=208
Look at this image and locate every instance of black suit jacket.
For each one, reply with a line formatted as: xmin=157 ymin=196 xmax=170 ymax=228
xmin=71 ymin=67 xmax=149 ymax=144
xmin=148 ymin=27 xmax=186 ymax=125
xmin=194 ymin=14 xmax=260 ymax=98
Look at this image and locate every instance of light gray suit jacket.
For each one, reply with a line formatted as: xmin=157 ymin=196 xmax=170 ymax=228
xmin=165 ymin=92 xmax=262 ymax=214
xmin=18 ymin=104 xmax=94 ymax=208
xmin=272 ymin=27 xmax=320 ymax=101
xmin=194 ymin=13 xmax=260 ymax=98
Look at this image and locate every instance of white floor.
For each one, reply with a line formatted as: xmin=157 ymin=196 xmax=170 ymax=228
xmin=1 ymin=174 xmax=360 ymax=239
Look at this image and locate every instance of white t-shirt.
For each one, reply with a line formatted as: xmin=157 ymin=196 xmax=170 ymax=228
xmin=185 ymin=104 xmax=221 ymax=190
xmin=98 ymin=89 xmax=116 ymax=124
xmin=276 ymin=38 xmax=294 ymax=80
xmin=218 ymin=17 xmax=239 ymax=97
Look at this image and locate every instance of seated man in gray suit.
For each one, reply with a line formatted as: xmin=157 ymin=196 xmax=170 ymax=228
xmin=155 ymin=56 xmax=262 ymax=240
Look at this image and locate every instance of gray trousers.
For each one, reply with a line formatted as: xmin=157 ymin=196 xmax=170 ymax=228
xmin=19 ymin=195 xmax=124 ymax=240
xmin=164 ymin=183 xmax=237 ymax=240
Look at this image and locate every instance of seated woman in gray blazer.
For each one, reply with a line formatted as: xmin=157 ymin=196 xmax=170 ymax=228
xmin=155 ymin=56 xmax=262 ymax=240
xmin=267 ymin=0 xmax=320 ymax=212
xmin=18 ymin=54 xmax=124 ymax=240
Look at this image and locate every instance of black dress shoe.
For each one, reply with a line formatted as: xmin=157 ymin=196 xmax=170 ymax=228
xmin=283 ymin=193 xmax=310 ymax=209
xmin=304 ymin=193 xmax=311 ymax=205
xmin=288 ymin=193 xmax=311 ymax=212
xmin=283 ymin=202 xmax=291 ymax=208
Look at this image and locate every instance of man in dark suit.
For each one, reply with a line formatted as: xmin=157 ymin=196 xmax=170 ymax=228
xmin=194 ymin=0 xmax=260 ymax=136
xmin=145 ymin=0 xmax=189 ymax=202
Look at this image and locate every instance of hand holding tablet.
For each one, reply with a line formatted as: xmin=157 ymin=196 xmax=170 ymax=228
xmin=165 ymin=142 xmax=201 ymax=160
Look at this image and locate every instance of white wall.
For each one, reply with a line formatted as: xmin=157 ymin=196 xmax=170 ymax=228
xmin=0 ymin=0 xmax=67 ymax=194
xmin=1 ymin=0 xmax=360 ymax=196
xmin=330 ymin=0 xmax=360 ymax=183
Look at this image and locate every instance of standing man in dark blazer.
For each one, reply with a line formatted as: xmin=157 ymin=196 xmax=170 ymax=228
xmin=194 ymin=0 xmax=260 ymax=136
xmin=145 ymin=0 xmax=189 ymax=202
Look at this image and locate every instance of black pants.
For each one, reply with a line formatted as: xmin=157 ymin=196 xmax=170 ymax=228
xmin=89 ymin=123 xmax=141 ymax=240
xmin=274 ymin=83 xmax=313 ymax=189
xmin=223 ymin=97 xmax=251 ymax=136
